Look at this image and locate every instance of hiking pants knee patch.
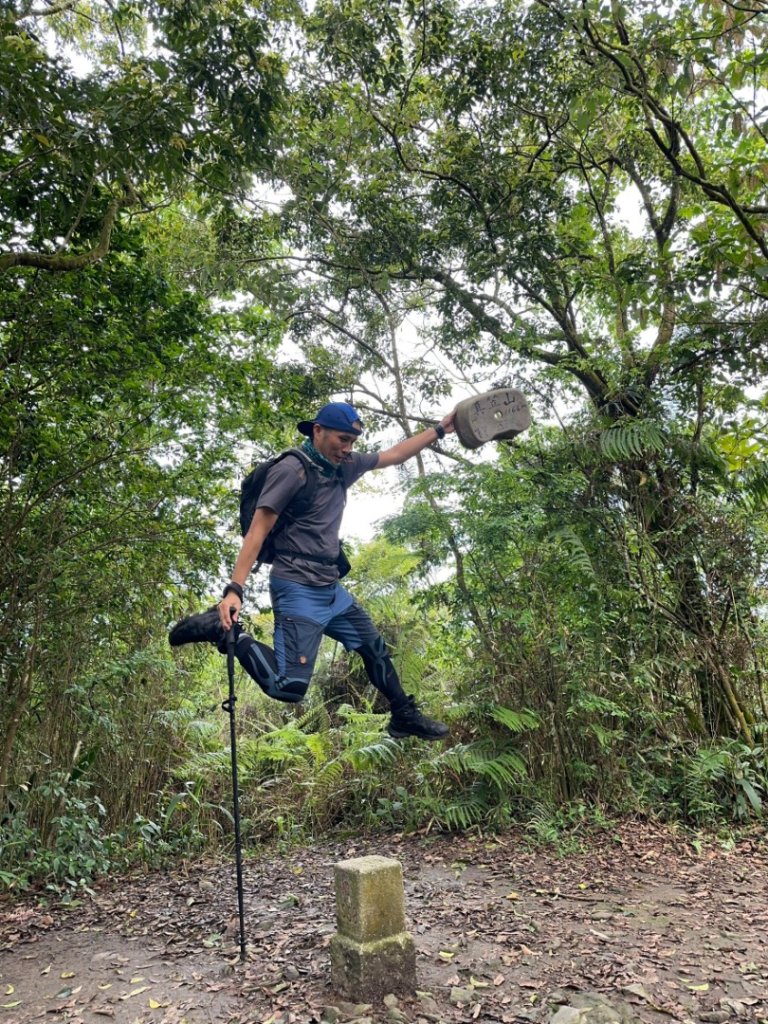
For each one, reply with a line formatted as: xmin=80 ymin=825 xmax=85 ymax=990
xmin=236 ymin=635 xmax=312 ymax=704
xmin=357 ymin=636 xmax=388 ymax=678
xmin=355 ymin=637 xmax=408 ymax=707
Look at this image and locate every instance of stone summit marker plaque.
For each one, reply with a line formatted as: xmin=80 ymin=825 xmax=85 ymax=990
xmin=454 ymin=387 xmax=531 ymax=449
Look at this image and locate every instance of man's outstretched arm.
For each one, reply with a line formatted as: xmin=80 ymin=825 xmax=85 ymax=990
xmin=375 ymin=410 xmax=456 ymax=469
xmin=219 ymin=506 xmax=279 ymax=629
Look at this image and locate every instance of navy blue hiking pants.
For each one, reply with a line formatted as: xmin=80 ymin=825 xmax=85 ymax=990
xmin=234 ymin=577 xmax=407 ymax=708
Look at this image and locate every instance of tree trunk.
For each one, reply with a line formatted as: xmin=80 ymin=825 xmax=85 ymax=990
xmin=633 ymin=466 xmax=755 ymax=742
xmin=0 ymin=650 xmax=35 ymax=812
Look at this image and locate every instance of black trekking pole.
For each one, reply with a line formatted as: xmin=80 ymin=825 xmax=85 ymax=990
xmin=222 ymin=621 xmax=246 ymax=963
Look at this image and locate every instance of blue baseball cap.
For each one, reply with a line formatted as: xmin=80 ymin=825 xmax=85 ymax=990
xmin=297 ymin=401 xmax=364 ymax=437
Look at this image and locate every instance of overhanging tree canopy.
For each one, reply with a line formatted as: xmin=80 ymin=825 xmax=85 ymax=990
xmin=1 ymin=0 xmax=287 ymax=273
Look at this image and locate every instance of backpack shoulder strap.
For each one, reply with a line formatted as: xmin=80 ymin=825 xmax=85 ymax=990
xmin=273 ymin=447 xmax=347 ymax=510
xmin=273 ymin=448 xmax=320 ymax=512
xmin=271 ymin=447 xmax=309 ymax=467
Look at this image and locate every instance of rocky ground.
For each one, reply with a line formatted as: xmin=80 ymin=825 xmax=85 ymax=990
xmin=1 ymin=822 xmax=767 ymax=1024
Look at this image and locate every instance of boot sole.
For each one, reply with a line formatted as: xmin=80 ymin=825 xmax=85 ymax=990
xmin=169 ymin=609 xmax=223 ymax=647
xmin=387 ymin=726 xmax=448 ymax=741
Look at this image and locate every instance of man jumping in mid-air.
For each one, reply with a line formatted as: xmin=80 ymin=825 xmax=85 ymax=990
xmin=169 ymin=401 xmax=455 ymax=740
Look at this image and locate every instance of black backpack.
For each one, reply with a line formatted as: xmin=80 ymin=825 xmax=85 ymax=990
xmin=239 ymin=448 xmax=351 ymax=576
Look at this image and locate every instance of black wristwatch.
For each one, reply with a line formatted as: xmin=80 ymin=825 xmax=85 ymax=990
xmin=223 ymin=581 xmax=244 ymax=601
xmin=434 ymin=423 xmax=446 ymax=440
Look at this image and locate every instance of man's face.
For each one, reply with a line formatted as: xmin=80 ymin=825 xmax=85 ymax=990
xmin=313 ymin=425 xmax=360 ymax=464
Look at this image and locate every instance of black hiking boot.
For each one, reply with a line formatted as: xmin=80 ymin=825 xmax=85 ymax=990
xmin=387 ymin=695 xmax=449 ymax=741
xmin=169 ymin=606 xmax=231 ymax=653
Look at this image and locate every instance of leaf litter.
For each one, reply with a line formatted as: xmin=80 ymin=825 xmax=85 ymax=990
xmin=0 ymin=823 xmax=767 ymax=1022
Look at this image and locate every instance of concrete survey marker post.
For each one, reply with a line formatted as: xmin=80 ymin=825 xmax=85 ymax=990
xmin=454 ymin=387 xmax=532 ymax=449
xmin=330 ymin=855 xmax=416 ymax=1001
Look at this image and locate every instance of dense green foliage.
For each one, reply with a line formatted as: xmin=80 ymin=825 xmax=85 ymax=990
xmin=1 ymin=0 xmax=285 ymax=271
xmin=2 ymin=0 xmax=768 ymax=893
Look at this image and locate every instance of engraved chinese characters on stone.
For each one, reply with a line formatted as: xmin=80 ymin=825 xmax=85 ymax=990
xmin=455 ymin=388 xmax=531 ymax=449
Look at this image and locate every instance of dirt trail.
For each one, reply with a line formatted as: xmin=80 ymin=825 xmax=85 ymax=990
xmin=2 ymin=824 xmax=767 ymax=1023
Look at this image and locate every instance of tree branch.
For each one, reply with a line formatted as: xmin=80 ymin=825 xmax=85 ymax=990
xmin=0 ymin=197 xmax=121 ymax=274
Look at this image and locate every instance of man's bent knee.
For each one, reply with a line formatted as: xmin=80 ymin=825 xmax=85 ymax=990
xmin=236 ymin=636 xmax=310 ymax=704
xmin=261 ymin=675 xmax=309 ymax=703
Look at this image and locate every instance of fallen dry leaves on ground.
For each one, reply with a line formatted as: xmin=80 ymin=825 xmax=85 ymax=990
xmin=1 ymin=822 xmax=767 ymax=1023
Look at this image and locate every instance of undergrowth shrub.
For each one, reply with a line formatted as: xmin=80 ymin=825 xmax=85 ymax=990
xmin=635 ymin=739 xmax=767 ymax=823
xmin=0 ymin=777 xmax=112 ymax=895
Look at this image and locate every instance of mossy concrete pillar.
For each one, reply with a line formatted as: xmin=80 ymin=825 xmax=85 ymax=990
xmin=330 ymin=855 xmax=416 ymax=1001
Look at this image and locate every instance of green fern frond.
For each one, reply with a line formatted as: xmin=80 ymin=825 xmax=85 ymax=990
xmin=548 ymin=527 xmax=595 ymax=577
xmin=335 ymin=704 xmax=386 ymax=732
xmin=490 ymin=706 xmax=541 ymax=734
xmin=420 ymin=790 xmax=489 ymax=830
xmin=432 ymin=740 xmax=528 ymax=790
xmin=292 ymin=698 xmax=335 ymax=732
xmin=238 ymin=735 xmax=305 ymax=767
xmin=305 ymin=758 xmax=346 ymax=812
xmin=305 ymin=731 xmax=333 ymax=765
xmin=155 ymin=708 xmax=220 ymax=744
xmin=472 ymin=749 xmax=527 ymax=788
xmin=737 ymin=462 xmax=768 ymax=510
xmin=432 ymin=742 xmax=471 ymax=773
xmin=600 ymin=419 xmax=665 ymax=461
xmin=348 ymin=739 xmax=402 ymax=771
xmin=177 ymin=747 xmax=233 ymax=779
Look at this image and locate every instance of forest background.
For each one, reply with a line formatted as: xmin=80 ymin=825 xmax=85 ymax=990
xmin=2 ymin=0 xmax=768 ymax=895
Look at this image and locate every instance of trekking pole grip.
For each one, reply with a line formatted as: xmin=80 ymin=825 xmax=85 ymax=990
xmin=226 ymin=619 xmax=237 ymax=698
xmin=226 ymin=607 xmax=237 ymax=655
